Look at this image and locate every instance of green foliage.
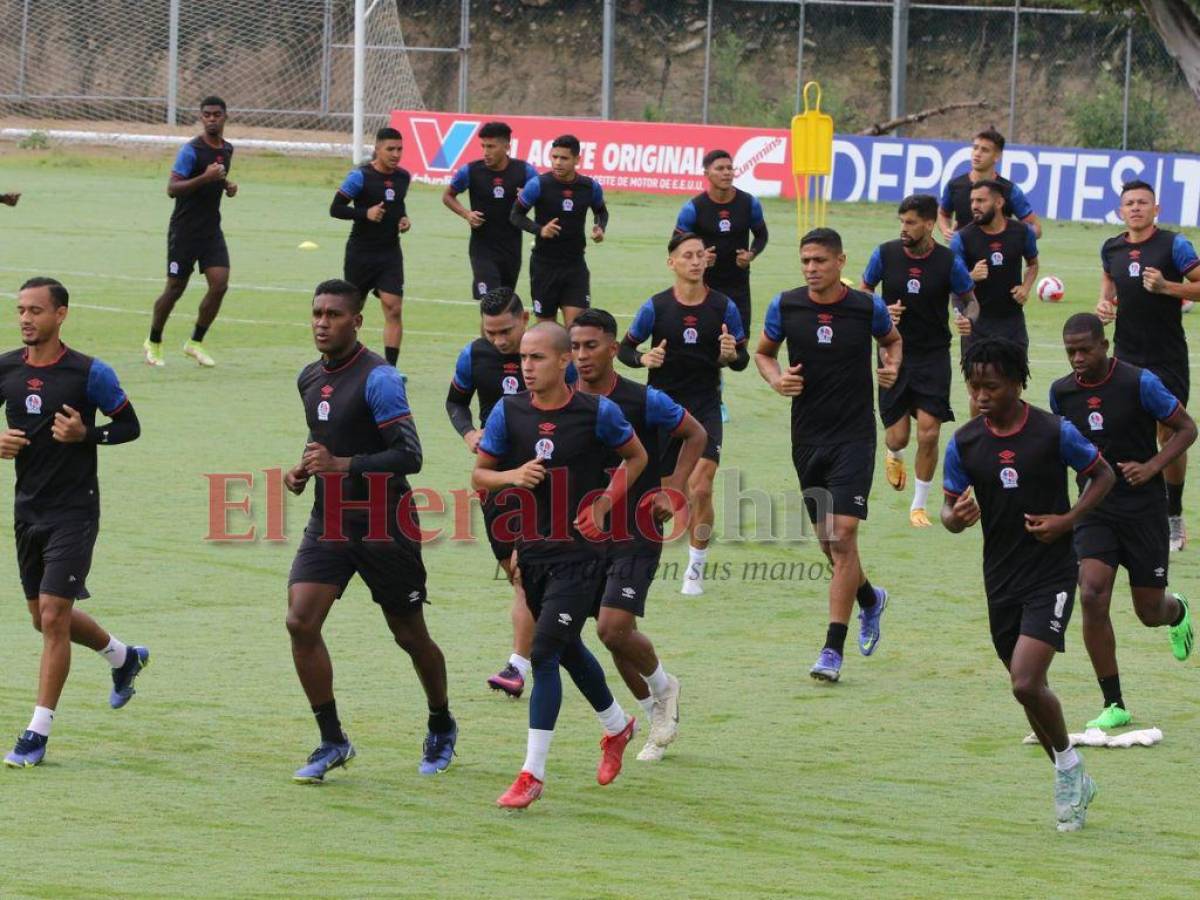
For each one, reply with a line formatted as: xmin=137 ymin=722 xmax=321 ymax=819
xmin=17 ymin=130 xmax=49 ymax=150
xmin=707 ymin=33 xmax=794 ymax=128
xmin=1070 ymin=73 xmax=1173 ymax=151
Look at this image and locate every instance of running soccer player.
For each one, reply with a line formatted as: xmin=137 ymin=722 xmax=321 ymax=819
xmin=674 ymin=149 xmax=768 ymax=331
xmin=571 ymin=308 xmax=706 ymax=762
xmin=862 ymin=194 xmax=976 ymax=527
xmin=1050 ymin=313 xmax=1195 ymax=729
xmin=1096 ymin=180 xmax=1200 ymax=551
xmin=331 ymin=127 xmax=412 ymax=368
xmin=2 ymin=277 xmax=147 ymax=768
xmin=144 ymin=96 xmax=236 ymax=368
xmin=942 ymin=336 xmax=1114 ymax=832
xmin=285 ymin=279 xmax=456 ymax=783
xmin=938 ymin=127 xmax=1041 ymax=240
xmin=474 ymin=322 xmax=646 ymax=808
xmin=618 ymin=232 xmax=748 ymax=596
xmin=509 ymin=135 xmax=608 ymax=326
xmin=442 ymin=121 xmax=537 ymax=299
xmin=756 ymin=228 xmax=900 ymax=683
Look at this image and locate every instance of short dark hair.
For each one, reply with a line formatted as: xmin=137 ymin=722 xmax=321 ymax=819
xmin=800 ymin=227 xmax=843 ymax=255
xmin=961 ymin=336 xmax=1029 ymax=388
xmin=200 ymin=96 xmax=226 ymax=111
xmin=1063 ymin=312 xmax=1105 ymax=341
xmin=1121 ymin=179 xmax=1155 ymax=197
xmin=375 ymin=127 xmax=402 ymax=143
xmin=20 ymin=276 xmax=69 ymax=308
xmin=974 ymin=127 xmax=1005 ymax=151
xmin=970 ymin=179 xmax=1006 ymax=197
xmin=703 ymin=149 xmax=732 ymax=169
xmin=480 ymin=286 xmax=523 ymax=317
xmin=313 ymin=278 xmax=363 ymax=313
xmin=898 ymin=193 xmax=938 ymax=221
xmin=478 ymin=121 xmax=512 ymax=141
xmin=570 ymin=308 xmax=618 ymax=337
xmin=668 ymin=231 xmax=706 ymax=254
xmin=551 ymin=134 xmax=581 ymax=155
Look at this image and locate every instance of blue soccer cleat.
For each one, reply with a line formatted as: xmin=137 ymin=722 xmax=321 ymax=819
xmin=418 ymin=720 xmax=458 ymax=775
xmin=293 ymin=739 xmax=355 ymax=784
xmin=858 ymin=588 xmax=888 ymax=656
xmin=4 ymin=730 xmax=48 ymax=768
xmin=809 ymin=648 xmax=843 ymax=682
xmin=110 ymin=646 xmax=151 ymax=709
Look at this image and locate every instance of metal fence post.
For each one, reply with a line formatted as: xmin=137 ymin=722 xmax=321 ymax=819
xmin=1008 ymin=0 xmax=1020 ymax=139
xmin=320 ymin=0 xmax=333 ymax=115
xmin=167 ymin=0 xmax=180 ymax=125
xmin=1122 ymin=23 xmax=1133 ymax=150
xmin=17 ymin=0 xmax=30 ymax=98
xmin=601 ymin=0 xmax=615 ymax=119
xmin=458 ymin=0 xmax=470 ymax=113
xmin=702 ymin=0 xmax=713 ymax=124
xmin=890 ymin=0 xmax=909 ymax=132
xmin=794 ymin=0 xmax=807 ymax=115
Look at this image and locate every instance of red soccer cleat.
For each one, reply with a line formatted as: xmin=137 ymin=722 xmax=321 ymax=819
xmin=597 ymin=716 xmax=637 ymax=786
xmin=497 ymin=771 xmax=544 ymax=808
xmin=487 ymin=664 xmax=525 ymax=698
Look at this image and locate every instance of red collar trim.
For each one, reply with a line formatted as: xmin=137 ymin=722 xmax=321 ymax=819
xmin=322 ymin=343 xmax=365 ymax=374
xmin=1075 ymin=358 xmax=1117 ymax=388
xmin=984 ymin=401 xmax=1030 ymax=438
xmin=23 ymin=343 xmax=68 ymax=368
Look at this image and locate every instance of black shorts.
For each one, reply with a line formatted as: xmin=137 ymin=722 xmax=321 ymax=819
xmin=878 ymin=348 xmax=954 ymax=428
xmin=167 ymin=230 xmax=229 ymax=277
xmin=987 ymin=583 xmax=1075 ymax=661
xmin=481 ymin=494 xmax=516 ymax=563
xmin=1074 ymin=505 xmax=1169 ymax=589
xmin=792 ymin=441 xmax=875 ymax=522
xmin=529 ymin=256 xmax=590 ymax=319
xmin=14 ymin=518 xmax=97 ymax=601
xmin=288 ymin=521 xmax=427 ymax=617
xmin=520 ymin=556 xmax=607 ymax=641
xmin=709 ymin=279 xmax=752 ymax=333
xmin=597 ymin=551 xmax=661 ymax=617
xmin=345 ymin=245 xmax=404 ymax=298
xmin=470 ymin=246 xmax=522 ymax=299
xmin=961 ymin=316 xmax=1028 ymax=358
xmin=661 ymin=392 xmax=722 ymax=470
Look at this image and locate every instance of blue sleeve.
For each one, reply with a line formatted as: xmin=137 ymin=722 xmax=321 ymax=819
xmin=723 ymin=299 xmax=747 ymax=342
xmin=86 ymin=359 xmax=128 ymax=415
xmin=646 ymin=387 xmax=686 ymax=432
xmin=1047 ymin=387 xmax=1060 ymax=415
xmin=478 ymin=401 xmax=509 ymax=458
xmin=171 ymin=143 xmax=197 ymax=178
xmin=1139 ymin=369 xmax=1182 ymax=421
xmin=517 ymin=175 xmax=540 ymax=207
xmin=451 ymin=344 xmax=473 ymax=391
xmin=763 ymin=294 xmax=784 ymax=342
xmin=950 ymin=255 xmax=975 ymax=296
xmin=749 ymin=196 xmax=765 ymax=227
xmin=861 ymin=247 xmax=884 ymax=289
xmin=626 ymin=299 xmax=656 ymax=343
xmin=449 ymin=165 xmax=470 ymax=193
xmin=565 ymin=362 xmax=579 ymax=386
xmin=871 ymin=295 xmax=893 ymax=338
xmin=942 ymin=437 xmax=970 ymax=496
xmin=949 ymin=232 xmax=965 ymax=264
xmin=675 ymin=200 xmax=697 ymax=233
xmin=365 ymin=366 xmax=411 ymax=425
xmin=595 ymin=396 xmax=635 ymax=449
xmin=1023 ymin=225 xmax=1038 ymax=261
xmin=524 ymin=162 xmax=538 ymax=182
xmin=939 ymin=181 xmax=953 ymax=213
xmin=338 ymin=168 xmax=364 ymax=198
xmin=590 ymin=180 xmax=605 ymax=211
xmin=1173 ymin=234 xmax=1200 ymax=275
xmin=1060 ymin=419 xmax=1101 ymax=474
xmin=1009 ymin=184 xmax=1034 ymax=220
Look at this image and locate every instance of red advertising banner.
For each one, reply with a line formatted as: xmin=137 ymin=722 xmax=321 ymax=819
xmin=390 ymin=109 xmax=796 ymax=198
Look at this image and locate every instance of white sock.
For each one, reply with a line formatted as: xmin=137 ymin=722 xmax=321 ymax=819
xmin=1053 ymin=745 xmax=1080 ymax=771
xmin=28 ymin=706 xmax=54 ymax=737
xmin=637 ymin=696 xmax=655 ymax=716
xmin=912 ymin=478 xmax=932 ymax=512
xmin=887 ymin=448 xmax=904 ymax=460
xmin=643 ymin=662 xmax=671 ymax=698
xmin=684 ymin=546 xmax=707 ymax=581
xmin=509 ymin=653 xmax=531 ymax=680
xmin=99 ymin=636 xmax=128 ymax=668
xmin=522 ymin=728 xmax=554 ymax=781
xmin=596 ymin=699 xmax=628 ymax=735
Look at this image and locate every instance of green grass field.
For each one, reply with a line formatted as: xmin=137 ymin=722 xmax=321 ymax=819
xmin=1 ymin=147 xmax=1198 ymax=898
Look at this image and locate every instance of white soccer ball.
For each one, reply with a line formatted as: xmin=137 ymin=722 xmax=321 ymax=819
xmin=1037 ymin=275 xmax=1065 ymax=303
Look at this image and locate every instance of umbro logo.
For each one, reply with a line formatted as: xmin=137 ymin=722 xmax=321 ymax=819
xmin=538 ymin=422 xmax=556 ymax=435
xmin=621 ymin=587 xmax=636 ymax=599
xmin=26 ymin=378 xmax=43 ymax=391
xmin=409 ymin=590 xmax=421 ymax=603
xmin=853 ymin=495 xmax=865 ymax=506
xmin=321 ymin=385 xmax=334 ymax=397
xmin=1155 ymin=567 xmax=1165 ymax=578
xmin=558 ymin=612 xmax=573 ymax=626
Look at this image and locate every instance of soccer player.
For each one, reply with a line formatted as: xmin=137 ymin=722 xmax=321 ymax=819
xmin=571 ymin=308 xmax=706 ymax=761
xmin=755 ymin=228 xmax=900 ymax=683
xmin=509 ymin=135 xmax=608 ymax=326
xmin=144 ymin=96 xmax=237 ymax=368
xmin=2 ymin=277 xmax=147 ymax=768
xmin=862 ymin=194 xmax=976 ymax=527
xmin=941 ymin=336 xmax=1114 ymax=832
xmin=1096 ymin=180 xmax=1200 ymax=551
xmin=1050 ymin=313 xmax=1195 ymax=729
xmin=1 ymin=192 xmax=20 ymax=207
xmin=442 ymin=121 xmax=537 ymax=299
xmin=330 ymin=127 xmax=412 ymax=368
xmin=674 ymin=149 xmax=768 ymax=331
xmin=474 ymin=322 xmax=646 ymax=808
xmin=938 ymin=127 xmax=1041 ymax=240
xmin=284 ymin=279 xmax=456 ymax=783
xmin=618 ymin=232 xmax=748 ymax=596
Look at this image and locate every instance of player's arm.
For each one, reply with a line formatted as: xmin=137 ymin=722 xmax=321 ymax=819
xmin=1119 ymin=372 xmax=1199 ymax=487
xmin=56 ymin=360 xmax=141 ymax=446
xmin=617 ymin=299 xmax=661 ymax=369
xmin=1009 ymin=184 xmax=1041 ymax=238
xmin=1012 ymin=226 xmax=1039 ymax=305
xmin=755 ymin=295 xmax=803 ymax=396
xmin=872 ymin=296 xmax=902 ymax=387
xmin=445 ymin=344 xmax=481 ymax=451
xmin=949 ymin=255 xmax=978 ymax=332
xmin=940 ymin=437 xmax=980 ymax=533
xmin=306 ymin=367 xmax=423 ymax=477
xmin=718 ymin=300 xmax=750 ymax=371
xmin=658 ymin=405 xmax=706 ymax=498
xmin=1025 ymin=421 xmax=1115 ymax=543
xmin=442 ymin=165 xmax=483 ymax=227
xmin=741 ymin=197 xmax=768 ymax=266
xmin=329 ymin=169 xmax=379 ymax=221
xmin=590 ymin=181 xmax=609 ymax=242
xmin=1143 ymin=236 xmax=1200 ymax=300
xmin=577 ymin=398 xmax=647 ymax=540
xmin=937 ymin=182 xmax=957 ymax=241
xmin=509 ymin=176 xmax=547 ymax=237
xmin=1096 ymin=268 xmax=1118 ymax=323
xmin=471 ymin=401 xmax=547 ymax=492
xmin=166 ymin=144 xmax=224 ymax=198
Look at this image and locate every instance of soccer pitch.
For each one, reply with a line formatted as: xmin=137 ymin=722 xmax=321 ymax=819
xmin=1 ymin=147 xmax=1198 ymax=898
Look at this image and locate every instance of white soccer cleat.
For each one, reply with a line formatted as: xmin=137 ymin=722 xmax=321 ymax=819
xmin=183 ymin=340 xmax=216 ymax=368
xmin=636 ymin=737 xmax=665 ymax=762
xmin=648 ymin=674 xmax=681 ymax=747
xmin=681 ymin=563 xmax=704 ymax=596
xmin=1169 ymin=515 xmax=1186 ymax=552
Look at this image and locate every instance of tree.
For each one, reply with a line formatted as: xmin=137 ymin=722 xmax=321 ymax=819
xmin=1072 ymin=1 xmax=1200 ymax=104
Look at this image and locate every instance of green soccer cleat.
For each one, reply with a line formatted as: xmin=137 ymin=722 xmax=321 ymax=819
xmin=1086 ymin=703 xmax=1131 ymax=730
xmin=1169 ymin=593 xmax=1193 ymax=661
xmin=182 ymin=340 xmax=216 ymax=367
xmin=143 ymin=339 xmax=166 ymax=368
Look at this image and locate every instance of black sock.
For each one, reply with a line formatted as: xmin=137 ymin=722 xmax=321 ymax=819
xmin=428 ymin=704 xmax=454 ymax=735
xmin=312 ymin=700 xmax=345 ymax=744
xmin=385 ymin=345 xmax=400 ymax=366
xmin=149 ymin=328 xmax=163 ymax=344
xmin=824 ymin=623 xmax=848 ymax=655
xmin=856 ymin=579 xmax=877 ymax=609
xmin=191 ymin=323 xmax=209 ymax=343
xmin=1097 ymin=674 xmax=1123 ymax=709
xmin=1167 ymin=481 xmax=1184 ymax=517
xmin=1171 ymin=597 xmax=1187 ymax=627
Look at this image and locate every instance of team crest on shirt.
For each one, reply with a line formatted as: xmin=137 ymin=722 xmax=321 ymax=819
xmin=477 ymin=281 xmax=488 ymax=295
xmin=317 ymin=400 xmax=330 ymax=421
xmin=907 ymin=278 xmax=921 ymax=294
xmin=718 ymin=218 xmax=732 ymax=233
xmin=1087 ymin=411 xmax=1104 ymax=431
xmin=999 ymin=466 xmax=1019 ymax=489
xmin=817 ymin=326 xmax=833 ymax=344
xmin=990 ymin=251 xmax=1003 ymax=266
xmin=532 ymin=299 xmax=543 ymax=314
xmin=385 ymin=188 xmax=395 ymax=202
xmin=1128 ymin=262 xmax=1141 ymax=277
xmin=535 ymin=438 xmax=555 ymax=459
xmin=502 ymin=375 xmax=519 ymax=394
xmin=683 ymin=327 xmax=698 ymax=344
xmin=492 ymin=177 xmax=505 ymax=198
xmin=24 ymin=394 xmax=41 ymax=415
xmin=169 ymin=261 xmax=180 ymax=275
xmin=562 ymin=198 xmax=574 ymax=212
